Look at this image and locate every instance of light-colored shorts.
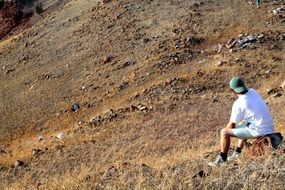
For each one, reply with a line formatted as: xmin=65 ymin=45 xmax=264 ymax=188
xmin=232 ymin=124 xmax=260 ymax=139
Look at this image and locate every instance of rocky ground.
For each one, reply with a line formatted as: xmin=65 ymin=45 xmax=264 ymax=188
xmin=0 ymin=0 xmax=285 ymax=189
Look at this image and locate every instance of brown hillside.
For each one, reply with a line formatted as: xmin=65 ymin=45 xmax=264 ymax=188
xmin=0 ymin=0 xmax=285 ymax=189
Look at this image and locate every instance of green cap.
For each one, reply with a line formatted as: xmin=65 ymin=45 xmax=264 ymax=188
xmin=229 ymin=77 xmax=247 ymax=93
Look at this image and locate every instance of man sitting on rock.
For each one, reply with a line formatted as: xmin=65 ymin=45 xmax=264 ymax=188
xmin=209 ymin=77 xmax=279 ymax=166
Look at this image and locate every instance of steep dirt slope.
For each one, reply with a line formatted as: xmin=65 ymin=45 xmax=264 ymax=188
xmin=0 ymin=0 xmax=285 ymax=189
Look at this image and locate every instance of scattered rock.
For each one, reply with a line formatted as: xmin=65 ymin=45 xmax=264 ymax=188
xmin=71 ymin=103 xmax=81 ymax=112
xmin=104 ymin=55 xmax=113 ymax=64
xmin=234 ymin=57 xmax=244 ymax=63
xmin=267 ymin=88 xmax=279 ymax=96
xmin=90 ymin=115 xmax=103 ymax=125
xmin=269 ymin=92 xmax=282 ymax=98
xmin=229 ymin=35 xmax=262 ymax=50
xmin=81 ymin=86 xmax=86 ymax=91
xmin=142 ymin=38 xmax=151 ymax=43
xmin=38 ymin=136 xmax=45 ymax=142
xmin=266 ymin=92 xmax=282 ymax=103
xmin=103 ymin=0 xmax=112 ymax=3
xmin=78 ymin=120 xmax=84 ymax=125
xmin=119 ymin=81 xmax=129 ymax=90
xmin=137 ymin=104 xmax=147 ymax=111
xmin=216 ymin=60 xmax=226 ymax=67
xmin=226 ymin=38 xmax=235 ymax=49
xmin=271 ymin=6 xmax=285 ymax=17
xmin=226 ymin=33 xmax=285 ymax=52
xmin=182 ymin=88 xmax=192 ymax=95
xmin=102 ymin=166 xmax=118 ymax=179
xmin=32 ymin=149 xmax=42 ymax=157
xmin=0 ymin=146 xmax=6 ymax=154
xmin=106 ymin=109 xmax=117 ymax=120
xmin=14 ymin=160 xmax=24 ymax=167
xmin=5 ymin=69 xmax=15 ymax=75
xmin=217 ymin=44 xmax=223 ymax=53
xmin=172 ymin=28 xmax=183 ymax=34
xmin=131 ymin=104 xmax=152 ymax=112
xmin=115 ymin=61 xmax=136 ymax=71
xmin=186 ymin=36 xmax=204 ymax=46
xmin=56 ymin=132 xmax=65 ymax=140
xmin=280 ymin=81 xmax=285 ymax=90
xmin=265 ymin=70 xmax=271 ymax=74
xmin=38 ymin=71 xmax=64 ymax=80
xmin=90 ymin=108 xmax=121 ymax=126
xmin=192 ymin=170 xmax=208 ymax=179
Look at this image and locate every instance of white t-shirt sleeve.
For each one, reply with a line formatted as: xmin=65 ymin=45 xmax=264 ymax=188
xmin=230 ymin=101 xmax=243 ymax=124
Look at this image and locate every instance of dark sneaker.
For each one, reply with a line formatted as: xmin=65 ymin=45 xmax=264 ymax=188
xmin=208 ymin=155 xmax=226 ymax=167
xmin=227 ymin=151 xmax=241 ymax=161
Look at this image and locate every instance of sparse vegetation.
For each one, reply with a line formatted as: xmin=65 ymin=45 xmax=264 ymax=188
xmin=35 ymin=2 xmax=43 ymax=15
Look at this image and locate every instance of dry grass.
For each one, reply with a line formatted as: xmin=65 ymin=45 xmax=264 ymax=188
xmin=0 ymin=0 xmax=285 ymax=189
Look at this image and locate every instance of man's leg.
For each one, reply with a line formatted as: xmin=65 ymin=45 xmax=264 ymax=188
xmin=208 ymin=127 xmax=237 ymax=166
xmin=237 ymin=139 xmax=246 ymax=148
xmin=220 ymin=128 xmax=234 ymax=161
xmin=235 ymin=139 xmax=246 ymax=153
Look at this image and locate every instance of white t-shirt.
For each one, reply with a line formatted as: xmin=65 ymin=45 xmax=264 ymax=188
xmin=230 ymin=88 xmax=274 ymax=135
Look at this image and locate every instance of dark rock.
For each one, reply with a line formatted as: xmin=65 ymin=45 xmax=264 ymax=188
xmin=32 ymin=149 xmax=42 ymax=157
xmin=104 ymin=55 xmax=113 ymax=64
xmin=55 ymin=145 xmax=65 ymax=151
xmin=14 ymin=160 xmax=24 ymax=167
xmin=91 ymin=116 xmax=103 ymax=125
xmin=186 ymin=36 xmax=204 ymax=46
xmin=142 ymin=38 xmax=151 ymax=43
xmin=266 ymin=88 xmax=280 ymax=96
xmin=192 ymin=170 xmax=208 ymax=178
xmin=213 ymin=99 xmax=219 ymax=103
xmin=5 ymin=68 xmax=15 ymax=75
xmin=115 ymin=61 xmax=136 ymax=70
xmin=103 ymin=0 xmax=112 ymax=3
xmin=172 ymin=28 xmax=183 ymax=34
xmin=119 ymin=81 xmax=129 ymax=90
xmin=106 ymin=110 xmax=117 ymax=120
xmin=182 ymin=88 xmax=192 ymax=95
xmin=71 ymin=103 xmax=81 ymax=112
xmin=38 ymin=136 xmax=44 ymax=142
xmin=0 ymin=148 xmax=6 ymax=154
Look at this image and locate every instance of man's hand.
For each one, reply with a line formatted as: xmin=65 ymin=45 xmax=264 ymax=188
xmin=226 ymin=121 xmax=236 ymax=129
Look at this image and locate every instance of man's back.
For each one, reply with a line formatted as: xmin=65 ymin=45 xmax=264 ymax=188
xmin=232 ymin=89 xmax=274 ymax=135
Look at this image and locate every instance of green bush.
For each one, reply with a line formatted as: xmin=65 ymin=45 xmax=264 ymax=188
xmin=35 ymin=2 xmax=43 ymax=15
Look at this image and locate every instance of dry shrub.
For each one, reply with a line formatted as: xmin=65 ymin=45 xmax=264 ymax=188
xmin=246 ymin=137 xmax=273 ymax=157
xmin=34 ymin=3 xmax=43 ymax=15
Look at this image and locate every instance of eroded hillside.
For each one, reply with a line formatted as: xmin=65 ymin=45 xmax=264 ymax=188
xmin=0 ymin=0 xmax=285 ymax=189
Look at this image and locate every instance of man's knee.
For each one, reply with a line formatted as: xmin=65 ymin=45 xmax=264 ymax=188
xmin=221 ymin=128 xmax=232 ymax=137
